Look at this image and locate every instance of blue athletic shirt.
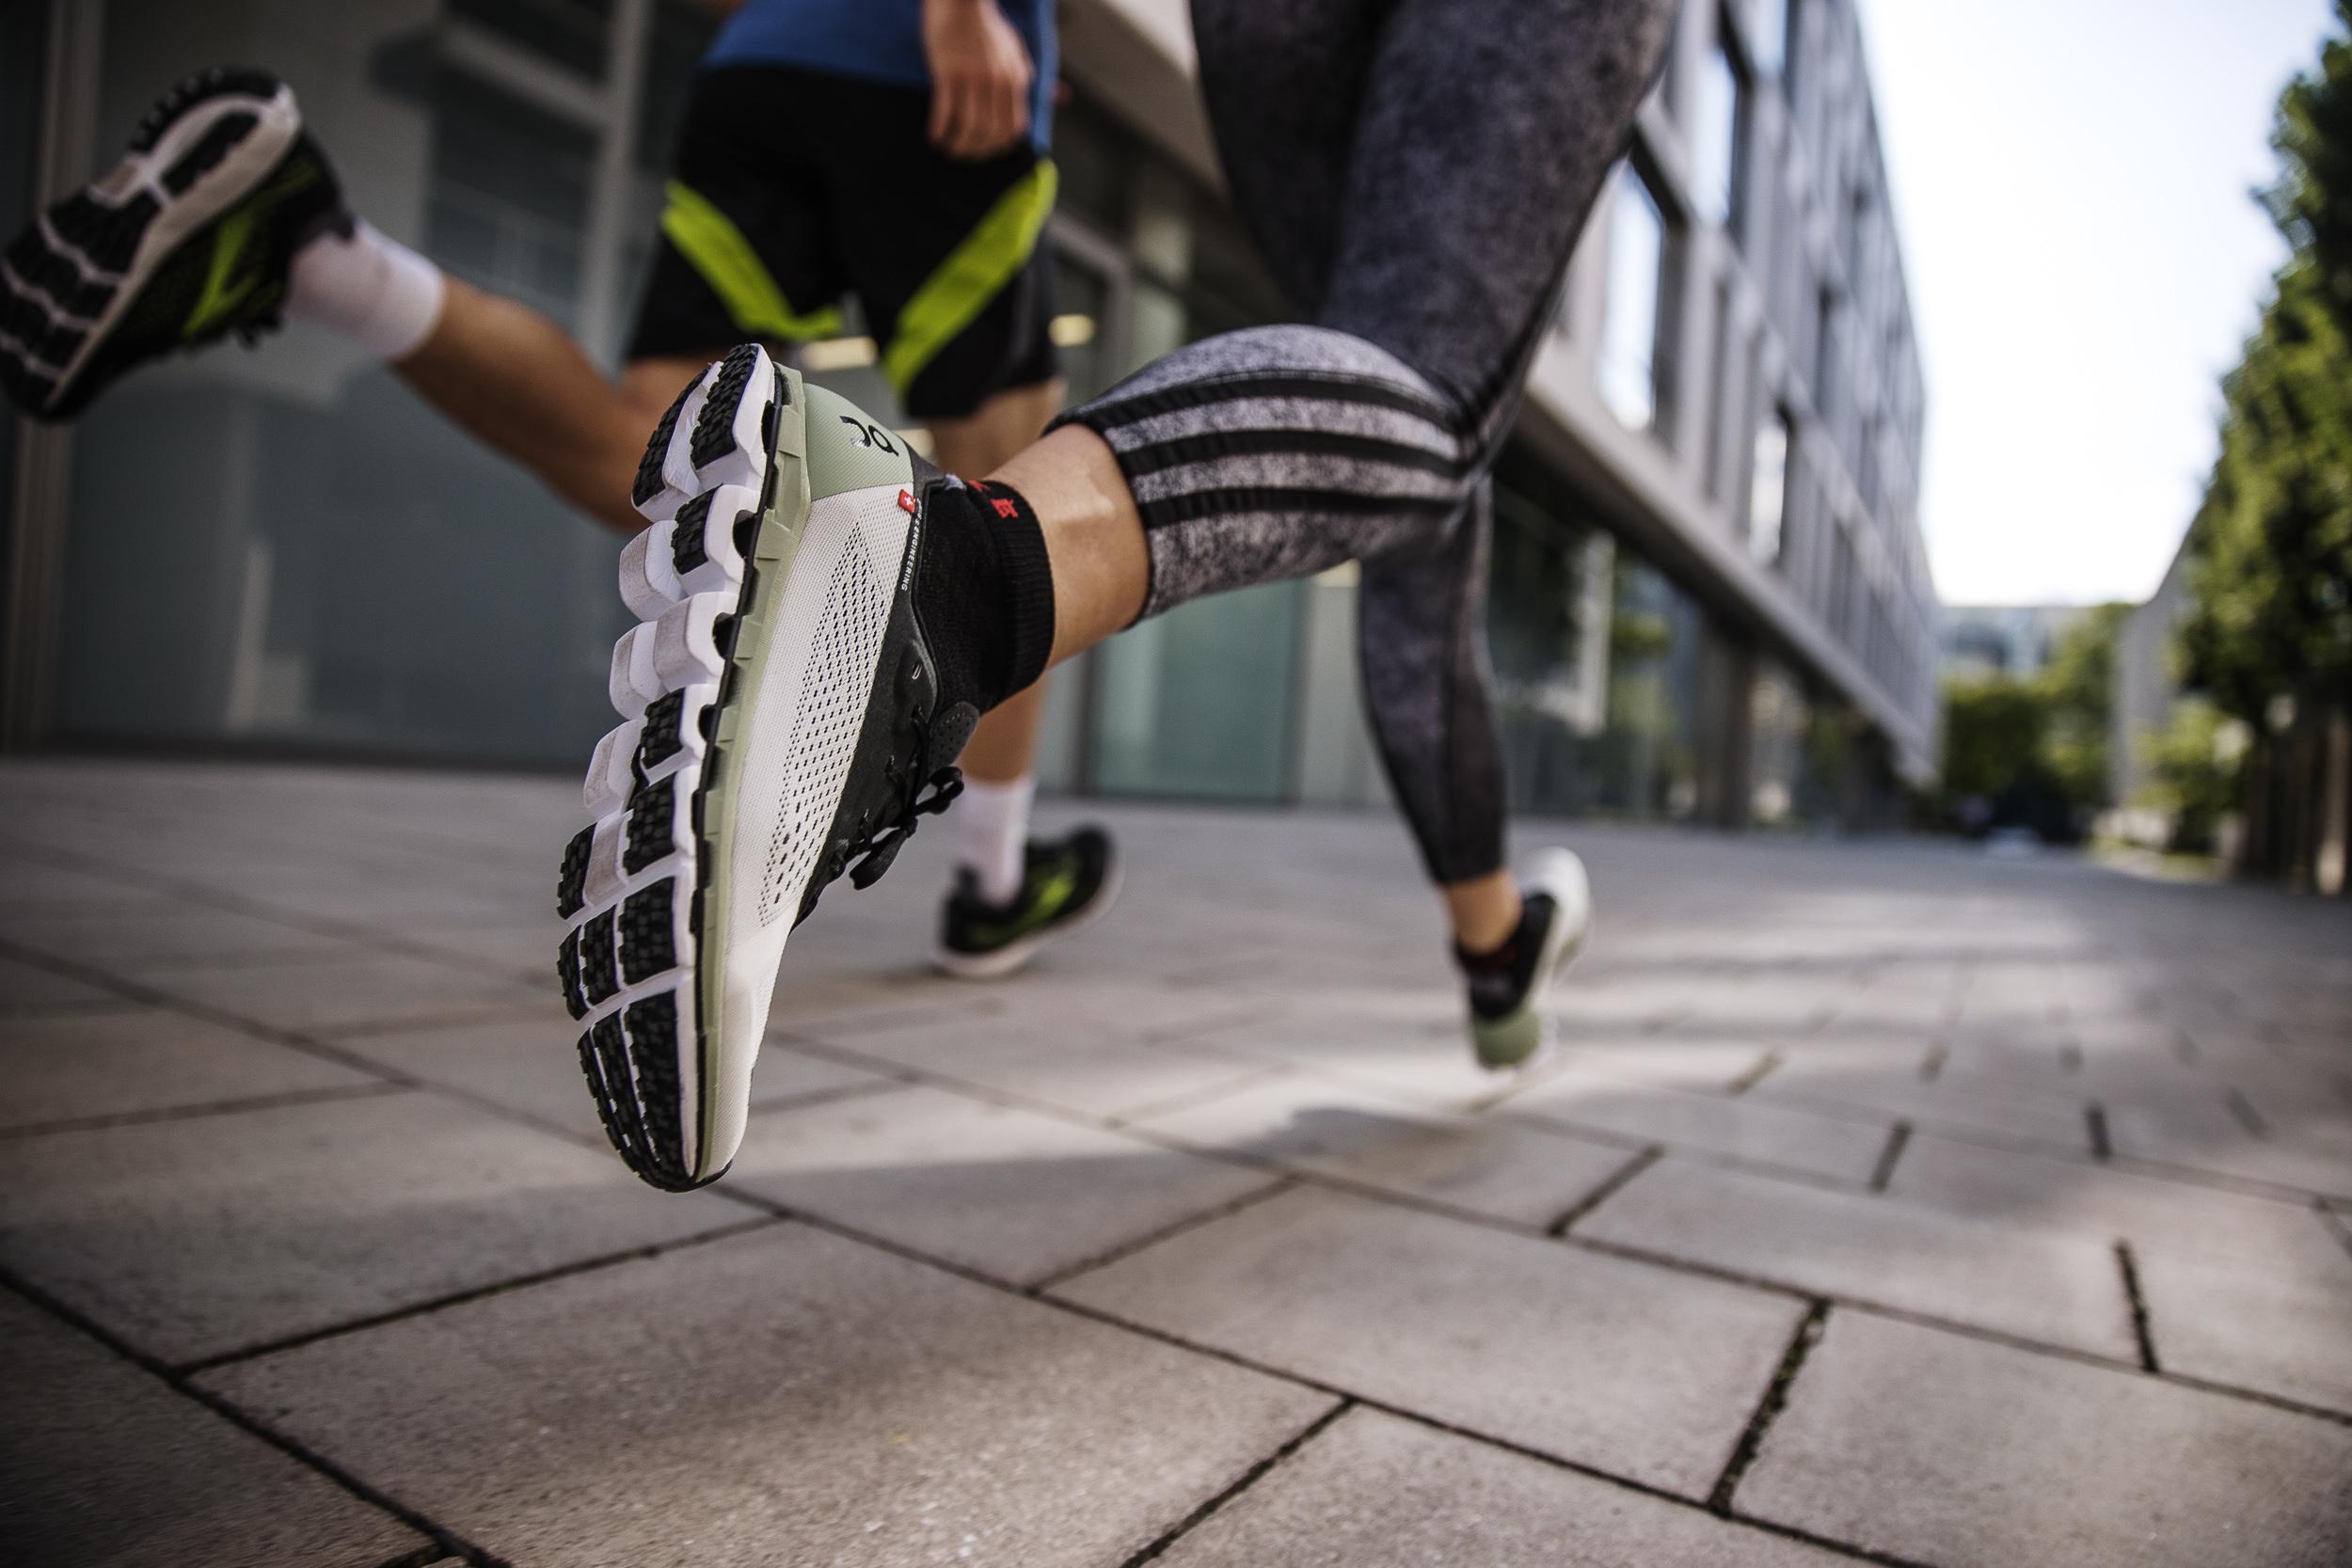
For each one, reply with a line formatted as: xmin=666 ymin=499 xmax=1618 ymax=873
xmin=705 ymin=0 xmax=1057 ymax=151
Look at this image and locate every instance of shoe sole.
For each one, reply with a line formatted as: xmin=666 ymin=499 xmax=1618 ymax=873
xmin=1470 ymin=847 xmax=1593 ymax=1071
xmin=2 ymin=69 xmax=299 ymax=417
xmin=561 ymin=344 xmax=897 ymax=1191
xmin=930 ymin=855 xmax=1126 ymax=981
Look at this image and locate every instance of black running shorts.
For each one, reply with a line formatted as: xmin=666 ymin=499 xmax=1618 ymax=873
xmin=628 ymin=63 xmax=1059 ymax=421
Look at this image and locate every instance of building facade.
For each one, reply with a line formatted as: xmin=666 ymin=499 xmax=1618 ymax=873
xmin=1941 ymin=603 xmax=2088 ymax=682
xmin=2 ymin=0 xmax=1937 ymax=833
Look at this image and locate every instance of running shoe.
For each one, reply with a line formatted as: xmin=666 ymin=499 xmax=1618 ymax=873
xmin=1 ymin=68 xmax=346 ymax=420
xmin=1459 ymin=847 xmax=1594 ymax=1069
xmin=933 ymin=827 xmax=1121 ymax=979
xmin=559 ymin=344 xmax=975 ymax=1191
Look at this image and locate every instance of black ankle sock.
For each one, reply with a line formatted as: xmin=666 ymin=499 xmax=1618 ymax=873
xmin=915 ymin=477 xmax=1057 ymax=717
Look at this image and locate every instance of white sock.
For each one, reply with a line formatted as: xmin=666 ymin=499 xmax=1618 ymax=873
xmin=285 ymin=219 xmax=445 ymax=359
xmin=954 ymin=774 xmax=1034 ymax=906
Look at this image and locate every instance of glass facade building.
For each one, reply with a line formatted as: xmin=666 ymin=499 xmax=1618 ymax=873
xmin=3 ymin=0 xmax=1937 ymax=833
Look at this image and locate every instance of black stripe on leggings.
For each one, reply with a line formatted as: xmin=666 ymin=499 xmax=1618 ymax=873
xmin=1086 ymin=372 xmax=1459 ymax=434
xmin=1118 ymin=425 xmax=1470 ymax=481
xmin=1136 ymin=485 xmax=1463 ymax=531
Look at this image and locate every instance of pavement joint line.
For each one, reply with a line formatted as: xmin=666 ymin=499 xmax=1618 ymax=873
xmin=2115 ymin=1242 xmax=2160 ymax=1373
xmin=0 ymin=1081 xmax=408 ymax=1142
xmin=1867 ymin=1121 xmax=1913 ymax=1194
xmin=2057 ymin=1040 xmax=2083 ymax=1074
xmin=0 ymin=996 xmax=147 ymax=1021
xmin=0 ymin=832 xmax=550 ymax=989
xmin=2084 ymin=1102 xmax=2112 ymax=1162
xmin=1561 ymin=1231 xmax=2352 ymax=1429
xmin=2321 ymin=1203 xmax=2352 ymax=1263
xmin=743 ymin=1077 xmax=910 ymax=1117
xmin=1027 ymin=1176 xmax=1303 ymax=1292
xmin=1545 ymin=1146 xmax=1661 ymax=1236
xmin=170 ymin=1216 xmax=784 ymax=1376
xmin=2224 ymin=1087 xmax=2269 ymax=1138
xmin=0 ymin=934 xmax=433 ymax=1091
xmin=0 ymin=1260 xmax=505 ymax=1568
xmin=1917 ymin=1043 xmax=1946 ymax=1085
xmin=1102 ymin=1063 xmax=1298 ymax=1128
xmin=1707 ymin=1300 xmax=1832 ymax=1513
xmin=1110 ymin=1397 xmax=1355 ymax=1568
xmin=1725 ymin=1051 xmax=1785 ymax=1096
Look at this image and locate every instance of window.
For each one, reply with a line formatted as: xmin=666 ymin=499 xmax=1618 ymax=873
xmin=1692 ymin=40 xmax=1746 ymax=233
xmin=1812 ymin=285 xmax=1838 ymax=420
xmin=1751 ymin=405 xmax=1790 ymax=564
xmin=1599 ymin=164 xmax=1668 ymax=433
xmin=1706 ymin=277 xmax=1736 ymax=499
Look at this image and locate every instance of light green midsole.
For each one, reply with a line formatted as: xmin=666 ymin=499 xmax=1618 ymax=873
xmin=691 ymin=365 xmax=810 ymax=1162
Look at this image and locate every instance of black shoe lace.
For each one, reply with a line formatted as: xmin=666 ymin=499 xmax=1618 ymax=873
xmin=843 ymin=714 xmax=964 ymax=890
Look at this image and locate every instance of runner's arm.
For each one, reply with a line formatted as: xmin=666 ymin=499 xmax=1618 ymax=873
xmin=922 ymin=0 xmax=1033 ymax=160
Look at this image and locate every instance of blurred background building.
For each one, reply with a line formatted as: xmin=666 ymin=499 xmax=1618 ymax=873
xmin=2 ymin=0 xmax=1938 ymax=832
xmin=1940 ymin=603 xmax=2085 ymax=682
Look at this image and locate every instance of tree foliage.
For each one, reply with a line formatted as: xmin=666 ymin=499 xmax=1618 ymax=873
xmin=2180 ymin=6 xmax=2352 ymax=722
xmin=1939 ymin=603 xmax=2130 ymax=820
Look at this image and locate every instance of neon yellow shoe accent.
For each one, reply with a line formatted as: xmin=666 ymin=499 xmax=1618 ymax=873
xmin=182 ymin=208 xmax=262 ymax=341
xmin=882 ymin=160 xmax=1057 ymax=398
xmin=660 ymin=181 xmax=842 ymax=343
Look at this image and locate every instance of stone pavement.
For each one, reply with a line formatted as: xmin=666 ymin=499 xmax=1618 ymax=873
xmin=2 ymin=758 xmax=2349 ymax=1568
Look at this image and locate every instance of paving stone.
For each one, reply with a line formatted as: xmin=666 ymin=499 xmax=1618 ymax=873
xmin=1164 ymin=1005 xmax=1514 ymax=1107
xmin=1055 ymin=1185 xmax=1804 ymax=1494
xmin=724 ymin=1085 xmax=1278 ymax=1284
xmin=0 ymin=1091 xmax=745 ymax=1363
xmin=1579 ymin=1158 xmax=2137 ymax=1357
xmin=1740 ymin=1311 xmax=2352 ymax=1567
xmin=0 ymin=858 xmax=172 ymax=915
xmin=148 ymin=953 xmax=549 ymax=1037
xmin=1504 ymin=1064 xmax=1889 ymax=1183
xmin=2135 ymin=1243 xmax=2352 ymax=1413
xmin=0 ymin=1008 xmax=379 ymax=1132
xmin=1156 ymin=1407 xmax=1852 ymax=1568
xmin=1886 ymin=1131 xmax=2348 ymax=1273
xmin=0 ymin=905 xmax=358 ymax=971
xmin=334 ymin=1017 xmax=891 ymax=1144
xmin=1552 ymin=1038 xmax=1777 ymax=1091
xmin=200 ymin=1223 xmax=1335 ymax=1568
xmin=0 ymin=953 xmax=135 ymax=1016
xmin=1136 ymin=1070 xmax=1639 ymax=1227
xmin=800 ymin=1012 xmax=1276 ymax=1119
xmin=2109 ymin=1103 xmax=2352 ymax=1199
xmin=0 ymin=1291 xmax=421 ymax=1567
xmin=1754 ymin=1056 xmax=2096 ymax=1153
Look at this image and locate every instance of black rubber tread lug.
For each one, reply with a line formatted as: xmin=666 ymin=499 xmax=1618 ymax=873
xmin=637 ymin=690 xmax=686 ymax=771
xmin=557 ymin=927 xmax=587 ymax=1020
xmin=586 ymin=1013 xmax=652 ymax=1166
xmin=556 ymin=824 xmax=593 ymax=918
xmin=622 ymin=774 xmax=677 ymax=875
xmin=576 ymin=1029 xmax=641 ymax=1167
xmin=579 ymin=909 xmax=619 ymax=1007
xmin=689 ymin=343 xmax=761 ymax=469
xmin=161 ymin=110 xmax=259 ymax=195
xmin=622 ymin=993 xmax=687 ymax=1176
xmin=670 ymin=490 xmax=714 ymax=577
xmin=631 ymin=375 xmax=696 ymax=506
xmin=129 ymin=68 xmax=285 ymax=153
xmin=617 ymin=879 xmax=677 ymax=984
xmin=48 ymin=192 xmax=159 ymax=275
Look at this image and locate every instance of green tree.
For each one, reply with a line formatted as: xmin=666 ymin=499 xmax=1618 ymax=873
xmin=1940 ymin=674 xmax=2047 ymax=801
xmin=2180 ymin=9 xmax=2352 ymax=729
xmin=2039 ymin=603 xmax=2131 ymax=808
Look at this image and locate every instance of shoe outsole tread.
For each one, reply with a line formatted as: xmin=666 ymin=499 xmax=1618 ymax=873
xmin=561 ymin=344 xmax=819 ymax=1194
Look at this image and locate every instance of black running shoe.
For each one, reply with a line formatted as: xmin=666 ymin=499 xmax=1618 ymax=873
xmin=1458 ymin=848 xmax=1594 ymax=1069
xmin=1 ymin=68 xmax=348 ymax=420
xmin=559 ymin=344 xmax=977 ymax=1191
xmin=933 ymin=827 xmax=1121 ymax=979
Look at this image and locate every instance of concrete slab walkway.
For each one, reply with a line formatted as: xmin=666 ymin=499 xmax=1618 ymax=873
xmin=2 ymin=759 xmax=2348 ymax=1567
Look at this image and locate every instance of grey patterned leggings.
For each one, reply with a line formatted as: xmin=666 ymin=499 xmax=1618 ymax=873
xmin=1057 ymin=0 xmax=1676 ymax=882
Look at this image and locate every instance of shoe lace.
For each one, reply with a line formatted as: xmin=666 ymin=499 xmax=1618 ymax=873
xmin=841 ymin=710 xmax=964 ymax=891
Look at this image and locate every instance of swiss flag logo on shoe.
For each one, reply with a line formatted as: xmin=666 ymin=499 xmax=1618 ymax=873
xmin=898 ymin=489 xmax=916 ymax=514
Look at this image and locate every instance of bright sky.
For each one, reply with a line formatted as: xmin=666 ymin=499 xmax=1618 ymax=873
xmin=1855 ymin=0 xmax=2339 ymax=608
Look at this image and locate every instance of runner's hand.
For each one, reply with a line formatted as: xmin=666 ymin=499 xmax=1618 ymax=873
xmin=923 ymin=0 xmax=1033 ymax=160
